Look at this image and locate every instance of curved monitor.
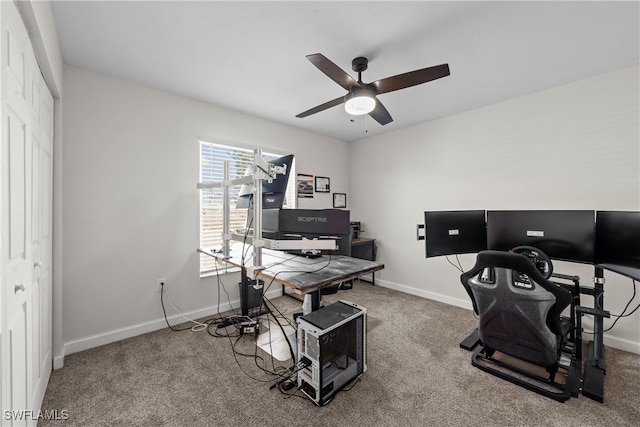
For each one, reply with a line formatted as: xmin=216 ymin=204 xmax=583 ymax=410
xmin=236 ymin=154 xmax=294 ymax=209
xmin=424 ymin=210 xmax=487 ymax=258
xmin=487 ymin=210 xmax=595 ymax=264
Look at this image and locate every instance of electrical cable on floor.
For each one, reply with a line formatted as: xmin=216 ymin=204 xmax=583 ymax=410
xmin=226 ymin=334 xmax=277 ymax=383
xmin=225 ymin=314 xmax=298 ymax=383
xmin=163 ymin=243 xmax=253 ymax=334
xmin=247 ymin=286 xmax=296 ymax=376
xmin=234 ymin=250 xmax=332 ymax=376
xmin=214 ymin=286 xmax=300 ymax=384
xmin=269 ymin=358 xmax=314 ymax=399
xmin=341 ymin=376 xmax=362 ymax=392
xmin=260 ymin=294 xmax=296 ymax=364
xmin=205 ymin=220 xmax=343 ymax=393
xmin=212 ymin=250 xmax=246 ymax=329
xmin=162 ymin=286 xmax=210 ymax=331
xmin=208 ymin=246 xmax=250 ymax=336
xmin=262 ymin=292 xmax=296 ymax=331
xmin=160 ymin=284 xmax=204 ymax=332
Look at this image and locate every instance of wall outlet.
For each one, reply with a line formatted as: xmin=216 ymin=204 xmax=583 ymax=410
xmin=157 ymin=278 xmax=167 ymax=292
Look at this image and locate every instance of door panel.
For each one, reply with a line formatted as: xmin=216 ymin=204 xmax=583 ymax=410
xmin=4 ymin=13 xmax=33 ymax=423
xmin=32 ymin=76 xmax=53 ymax=410
xmin=38 ymin=104 xmax=53 ymax=386
xmin=8 ymin=109 xmax=27 ymax=261
xmin=2 ymin=1 xmax=54 ymax=424
xmin=8 ymin=304 xmax=28 ymax=427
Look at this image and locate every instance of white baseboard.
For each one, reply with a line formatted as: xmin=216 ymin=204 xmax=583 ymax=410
xmin=57 ymin=288 xmax=284 ymax=365
xmin=376 ymin=278 xmax=473 ymax=311
xmin=53 ymin=353 xmax=64 ymax=370
xmin=56 ymin=280 xmax=639 ymax=365
xmin=603 ymin=335 xmax=640 ymax=355
xmin=375 ymin=279 xmax=640 ymax=356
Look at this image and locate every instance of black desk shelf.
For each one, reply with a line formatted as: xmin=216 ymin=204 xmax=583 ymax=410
xmin=351 ymin=238 xmax=377 ymax=284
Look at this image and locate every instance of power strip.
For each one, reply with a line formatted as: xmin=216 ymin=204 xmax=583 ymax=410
xmin=240 ymin=320 xmax=260 ymax=337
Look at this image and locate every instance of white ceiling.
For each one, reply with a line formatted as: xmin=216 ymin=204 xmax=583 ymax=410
xmin=51 ymin=1 xmax=639 ymax=142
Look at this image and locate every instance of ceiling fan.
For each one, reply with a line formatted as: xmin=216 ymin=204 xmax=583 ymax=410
xmin=296 ymin=53 xmax=450 ymax=125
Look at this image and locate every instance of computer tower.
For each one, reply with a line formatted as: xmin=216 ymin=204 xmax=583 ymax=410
xmin=296 ymin=300 xmax=366 ymax=406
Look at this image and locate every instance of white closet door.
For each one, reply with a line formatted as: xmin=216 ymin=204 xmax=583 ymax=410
xmin=31 ymin=52 xmax=54 ymax=416
xmin=1 ymin=1 xmax=54 ymax=425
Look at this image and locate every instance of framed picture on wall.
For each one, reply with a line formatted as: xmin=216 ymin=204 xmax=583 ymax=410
xmin=297 ymin=173 xmax=314 ymax=198
xmin=333 ymin=193 xmax=347 ymax=208
xmin=315 ymin=176 xmax=330 ymax=193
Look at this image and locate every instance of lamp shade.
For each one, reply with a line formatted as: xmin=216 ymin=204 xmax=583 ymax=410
xmin=344 ymin=89 xmax=375 ymax=115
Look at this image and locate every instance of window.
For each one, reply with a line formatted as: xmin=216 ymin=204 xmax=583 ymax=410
xmin=199 ymin=141 xmax=295 ymax=275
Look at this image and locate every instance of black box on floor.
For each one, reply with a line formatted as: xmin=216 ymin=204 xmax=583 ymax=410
xmin=239 ymin=279 xmax=263 ymax=313
xmin=296 ymin=300 xmax=366 ymax=406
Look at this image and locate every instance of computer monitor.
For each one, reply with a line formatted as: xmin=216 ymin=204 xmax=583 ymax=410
xmin=486 ymin=210 xmax=595 ymax=264
xmin=236 ymin=154 xmax=294 ymax=209
xmin=424 ymin=210 xmax=487 ymax=258
xmin=262 ymin=209 xmax=351 ymax=256
xmin=595 ymin=211 xmax=640 ymax=280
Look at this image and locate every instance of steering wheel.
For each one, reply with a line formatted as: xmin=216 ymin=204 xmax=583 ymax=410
xmin=511 ymin=246 xmax=553 ymax=279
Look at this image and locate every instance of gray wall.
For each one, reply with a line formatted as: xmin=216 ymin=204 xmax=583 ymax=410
xmin=349 ymin=65 xmax=640 ymax=354
xmin=60 ymin=66 xmax=349 ymax=356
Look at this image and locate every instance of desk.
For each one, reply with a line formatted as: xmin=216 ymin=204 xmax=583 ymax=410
xmin=597 ymin=263 xmax=640 ymax=282
xmin=198 ymin=244 xmax=384 ymax=311
xmin=351 ymin=237 xmax=377 ymax=284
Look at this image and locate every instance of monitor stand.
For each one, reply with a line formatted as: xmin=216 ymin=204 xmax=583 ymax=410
xmin=460 ymin=328 xmax=480 ymax=351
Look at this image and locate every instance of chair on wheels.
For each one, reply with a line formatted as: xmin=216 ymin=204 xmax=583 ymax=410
xmin=460 ymin=247 xmax=580 ymax=402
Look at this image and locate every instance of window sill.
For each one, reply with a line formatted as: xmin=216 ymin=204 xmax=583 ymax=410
xmin=200 ymin=266 xmax=241 ymax=278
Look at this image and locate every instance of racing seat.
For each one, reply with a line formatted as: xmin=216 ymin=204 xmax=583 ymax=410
xmin=460 ymin=248 xmax=580 ymax=401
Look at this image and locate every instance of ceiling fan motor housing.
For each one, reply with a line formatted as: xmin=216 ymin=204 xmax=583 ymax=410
xmin=352 ymin=57 xmax=369 ymax=73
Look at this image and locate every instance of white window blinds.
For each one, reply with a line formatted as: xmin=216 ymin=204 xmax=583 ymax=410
xmin=199 ymin=141 xmax=295 ymax=275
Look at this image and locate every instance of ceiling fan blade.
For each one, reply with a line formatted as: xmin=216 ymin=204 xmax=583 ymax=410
xmin=296 ymin=96 xmax=345 ymax=118
xmin=372 ymin=63 xmax=450 ymax=95
xmin=306 ymin=53 xmax=359 ymax=91
xmin=369 ymin=98 xmax=393 ymax=125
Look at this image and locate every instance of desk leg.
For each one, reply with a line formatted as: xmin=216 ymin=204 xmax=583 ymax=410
xmin=239 ymin=268 xmax=269 ymax=319
xmin=357 ymin=272 xmax=375 ymax=285
xmin=240 ymin=268 xmax=250 ymax=316
xmin=311 ymin=290 xmax=321 ymax=311
xmin=583 ymin=341 xmax=606 ymax=402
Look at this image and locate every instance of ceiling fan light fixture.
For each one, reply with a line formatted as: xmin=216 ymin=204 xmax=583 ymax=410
xmin=344 ymin=90 xmax=375 ymax=115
